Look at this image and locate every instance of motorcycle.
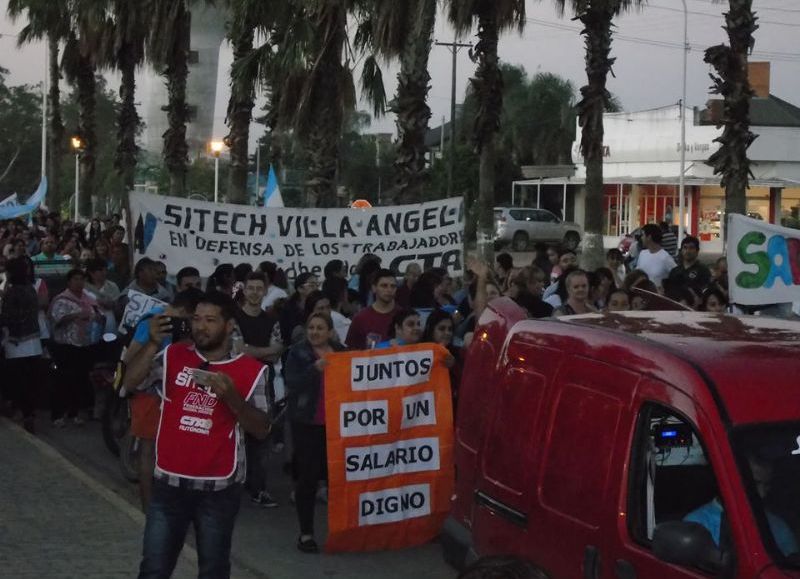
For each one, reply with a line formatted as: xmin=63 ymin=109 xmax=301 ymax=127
xmin=96 ymin=333 xmax=140 ymax=482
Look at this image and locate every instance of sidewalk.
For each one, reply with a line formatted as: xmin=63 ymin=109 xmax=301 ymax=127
xmin=0 ymin=418 xmax=235 ymax=579
xmin=17 ymin=417 xmax=457 ymax=579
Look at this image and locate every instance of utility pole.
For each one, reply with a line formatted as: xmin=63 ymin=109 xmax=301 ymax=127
xmin=678 ymin=0 xmax=689 ymax=244
xmin=376 ymin=136 xmax=382 ymax=205
xmin=435 ymin=37 xmax=472 ymax=196
xmin=255 ymin=140 xmax=261 ymax=206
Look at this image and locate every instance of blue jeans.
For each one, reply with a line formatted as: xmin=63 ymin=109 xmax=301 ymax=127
xmin=138 ymin=480 xmax=242 ymax=579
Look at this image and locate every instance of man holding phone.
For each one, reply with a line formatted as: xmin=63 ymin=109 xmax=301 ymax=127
xmin=122 ymin=288 xmax=204 ymax=510
xmin=124 ymin=291 xmax=271 ymax=579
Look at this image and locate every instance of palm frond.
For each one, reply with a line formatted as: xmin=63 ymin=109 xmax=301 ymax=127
xmin=61 ymin=33 xmax=82 ymax=84
xmin=360 ymin=54 xmax=386 ymax=117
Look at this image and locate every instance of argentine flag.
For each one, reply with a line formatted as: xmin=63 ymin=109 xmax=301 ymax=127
xmin=264 ymin=165 xmax=284 ymax=208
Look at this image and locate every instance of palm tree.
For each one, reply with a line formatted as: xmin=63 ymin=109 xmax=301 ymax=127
xmin=294 ymin=0 xmax=351 ymax=208
xmin=224 ymin=0 xmax=265 ymax=204
xmin=104 ymin=0 xmax=149 ymax=195
xmin=240 ymin=1 xmax=386 ymax=207
xmin=251 ymin=1 xmax=355 ymax=207
xmin=705 ymin=1 xmax=758 ymax=219
xmin=7 ymin=0 xmax=70 ymax=210
xmin=366 ymin=0 xmax=437 ymax=204
xmin=447 ymin=0 xmax=526 ymax=262
xmin=148 ymin=0 xmax=193 ymax=196
xmin=62 ymin=0 xmax=107 ymax=217
xmin=554 ymin=0 xmax=645 ymax=270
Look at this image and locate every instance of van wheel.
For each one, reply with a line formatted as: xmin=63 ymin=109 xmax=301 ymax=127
xmin=563 ymin=231 xmax=580 ymax=251
xmin=512 ymin=232 xmax=529 ymax=252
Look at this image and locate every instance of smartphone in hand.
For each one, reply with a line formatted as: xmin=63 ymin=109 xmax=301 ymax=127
xmin=171 ymin=317 xmax=192 ymax=342
xmin=189 ymin=368 xmax=217 ymax=390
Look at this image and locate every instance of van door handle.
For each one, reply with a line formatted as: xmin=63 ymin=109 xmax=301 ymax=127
xmin=615 ymin=559 xmax=636 ymax=579
xmin=584 ymin=545 xmax=600 ymax=579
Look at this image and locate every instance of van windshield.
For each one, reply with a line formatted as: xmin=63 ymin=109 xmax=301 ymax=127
xmin=733 ymin=423 xmax=800 ymax=568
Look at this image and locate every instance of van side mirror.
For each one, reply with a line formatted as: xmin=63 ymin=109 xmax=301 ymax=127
xmin=653 ymin=521 xmax=723 ymax=573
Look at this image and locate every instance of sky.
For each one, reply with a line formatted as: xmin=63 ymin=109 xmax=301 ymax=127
xmin=2 ymin=0 xmax=800 ymax=145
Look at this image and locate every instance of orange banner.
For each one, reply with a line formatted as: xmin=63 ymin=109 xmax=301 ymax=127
xmin=323 ymin=343 xmax=454 ymax=553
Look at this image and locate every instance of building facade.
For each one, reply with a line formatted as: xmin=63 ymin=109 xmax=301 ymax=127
xmin=138 ymin=4 xmax=227 ymax=159
xmin=513 ymin=63 xmax=800 ymax=252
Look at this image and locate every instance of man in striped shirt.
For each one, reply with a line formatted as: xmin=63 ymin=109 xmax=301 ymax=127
xmin=660 ymin=221 xmax=679 ymax=259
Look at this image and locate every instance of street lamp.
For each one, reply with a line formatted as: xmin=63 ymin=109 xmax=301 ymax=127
xmin=71 ymin=136 xmax=84 ymax=222
xmin=209 ymin=140 xmax=225 ymax=203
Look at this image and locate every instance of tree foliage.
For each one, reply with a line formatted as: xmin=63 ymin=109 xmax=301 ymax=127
xmin=0 ymin=68 xmax=44 ymax=198
xmin=7 ymin=0 xmax=71 ymax=208
xmin=58 ymin=76 xmax=125 ymax=215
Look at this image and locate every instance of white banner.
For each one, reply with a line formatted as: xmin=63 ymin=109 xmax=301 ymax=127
xmin=129 ymin=192 xmax=465 ymax=282
xmin=119 ymin=289 xmax=168 ymax=331
xmin=727 ymin=213 xmax=800 ymax=305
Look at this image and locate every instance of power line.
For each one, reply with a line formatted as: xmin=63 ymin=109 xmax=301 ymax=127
xmin=647 ymin=3 xmax=800 ymax=28
xmin=524 ymin=17 xmax=800 ymax=63
xmin=689 ymin=0 xmax=800 ymax=14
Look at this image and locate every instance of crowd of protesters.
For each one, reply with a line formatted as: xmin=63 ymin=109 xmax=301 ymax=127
xmin=0 ymin=211 xmax=131 ymax=434
xmin=0 ymin=209 xmax=779 ymax=575
xmin=512 ymin=222 xmax=735 ymax=319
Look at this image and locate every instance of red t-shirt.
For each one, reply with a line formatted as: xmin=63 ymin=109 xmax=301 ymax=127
xmin=345 ymin=305 xmax=398 ymax=350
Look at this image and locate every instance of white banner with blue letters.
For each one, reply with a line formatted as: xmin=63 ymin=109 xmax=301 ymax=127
xmin=129 ymin=191 xmax=465 ymax=282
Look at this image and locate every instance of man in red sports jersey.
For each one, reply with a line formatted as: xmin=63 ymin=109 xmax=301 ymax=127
xmin=124 ymin=291 xmax=270 ymax=579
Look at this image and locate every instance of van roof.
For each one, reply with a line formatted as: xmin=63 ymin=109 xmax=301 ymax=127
xmin=518 ymin=311 xmax=800 ymax=426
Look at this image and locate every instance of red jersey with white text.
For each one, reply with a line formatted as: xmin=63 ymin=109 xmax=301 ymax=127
xmin=156 ymin=342 xmax=266 ymax=480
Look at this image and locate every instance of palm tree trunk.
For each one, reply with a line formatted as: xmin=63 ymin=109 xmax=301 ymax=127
xmin=393 ymin=0 xmax=437 ymax=204
xmin=116 ymin=42 xmax=141 ymax=195
xmin=225 ymin=26 xmax=255 ymax=205
xmin=704 ymin=0 xmax=757 ymax=220
xmin=473 ymin=11 xmax=503 ymax=263
xmin=76 ymin=53 xmax=96 ymax=218
xmin=306 ymin=106 xmax=342 ymax=208
xmin=163 ymin=3 xmax=190 ymax=197
xmin=304 ymin=3 xmax=347 ymax=208
xmin=576 ymin=4 xmax=615 ymax=271
xmin=47 ymin=36 xmax=63 ymax=211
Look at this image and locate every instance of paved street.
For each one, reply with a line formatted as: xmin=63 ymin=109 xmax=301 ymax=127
xmin=10 ymin=416 xmax=456 ymax=579
xmin=0 ymin=419 xmax=202 ymax=578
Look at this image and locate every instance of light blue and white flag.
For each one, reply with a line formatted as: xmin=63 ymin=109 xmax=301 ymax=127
xmin=0 ymin=178 xmax=47 ymax=220
xmin=0 ymin=193 xmax=18 ymax=208
xmin=264 ymin=165 xmax=284 ymax=208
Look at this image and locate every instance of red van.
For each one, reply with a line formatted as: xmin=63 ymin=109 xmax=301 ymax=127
xmin=444 ymin=298 xmax=800 ymax=578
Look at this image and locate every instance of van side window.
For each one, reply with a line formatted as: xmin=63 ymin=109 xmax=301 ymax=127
xmin=628 ymin=404 xmax=727 ymax=548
